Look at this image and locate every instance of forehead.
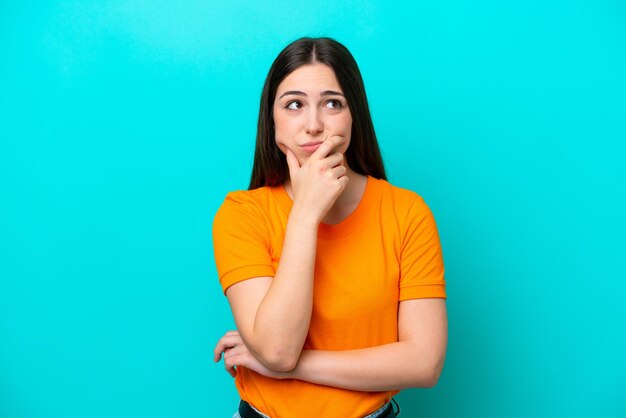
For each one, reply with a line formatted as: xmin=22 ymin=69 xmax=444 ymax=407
xmin=276 ymin=64 xmax=342 ymax=94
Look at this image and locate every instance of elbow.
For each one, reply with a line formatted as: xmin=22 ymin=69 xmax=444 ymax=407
xmin=247 ymin=333 xmax=303 ymax=372
xmin=423 ymin=366 xmax=443 ymax=388
xmin=422 ymin=355 xmax=446 ymax=388
xmin=407 ymin=353 xmax=446 ymax=388
xmin=265 ymin=356 xmax=298 ymax=373
xmin=259 ymin=347 xmax=300 ymax=372
xmin=408 ymin=365 xmax=442 ymax=389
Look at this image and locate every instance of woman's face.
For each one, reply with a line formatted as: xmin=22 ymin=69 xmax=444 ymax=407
xmin=273 ymin=64 xmax=352 ymax=166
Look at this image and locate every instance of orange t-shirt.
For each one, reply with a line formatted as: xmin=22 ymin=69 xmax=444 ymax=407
xmin=212 ymin=176 xmax=446 ymax=418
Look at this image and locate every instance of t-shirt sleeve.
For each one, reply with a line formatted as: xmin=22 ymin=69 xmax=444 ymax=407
xmin=399 ymin=196 xmax=446 ymax=300
xmin=212 ymin=192 xmax=275 ymax=294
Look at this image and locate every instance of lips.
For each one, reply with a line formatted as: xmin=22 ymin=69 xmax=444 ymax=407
xmin=300 ymin=141 xmax=323 ymax=153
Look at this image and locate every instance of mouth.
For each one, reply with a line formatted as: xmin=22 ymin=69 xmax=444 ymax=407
xmin=300 ymin=141 xmax=323 ymax=153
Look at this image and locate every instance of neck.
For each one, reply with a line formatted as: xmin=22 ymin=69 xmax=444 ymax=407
xmin=285 ymin=167 xmax=368 ymax=225
xmin=332 ymin=166 xmax=366 ymax=207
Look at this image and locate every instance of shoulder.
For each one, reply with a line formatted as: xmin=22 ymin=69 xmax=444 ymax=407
xmin=215 ymin=187 xmax=274 ymax=215
xmin=213 ymin=186 xmax=278 ymax=229
xmin=221 ymin=187 xmax=274 ymax=207
xmin=371 ymin=177 xmax=432 ymax=221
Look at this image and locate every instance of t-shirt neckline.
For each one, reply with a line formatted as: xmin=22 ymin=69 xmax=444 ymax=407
xmin=270 ymin=175 xmax=379 ymax=239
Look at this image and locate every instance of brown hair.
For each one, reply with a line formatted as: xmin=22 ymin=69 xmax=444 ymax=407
xmin=249 ymin=37 xmax=386 ymax=189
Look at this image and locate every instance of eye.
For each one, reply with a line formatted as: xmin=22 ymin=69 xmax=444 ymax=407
xmin=285 ymin=100 xmax=302 ymax=110
xmin=324 ymin=99 xmax=344 ymax=110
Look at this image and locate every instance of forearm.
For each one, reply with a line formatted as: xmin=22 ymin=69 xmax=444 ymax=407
xmin=285 ymin=341 xmax=445 ymax=391
xmin=251 ymin=207 xmax=319 ymax=370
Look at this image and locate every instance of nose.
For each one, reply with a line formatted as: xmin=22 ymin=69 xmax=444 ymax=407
xmin=304 ymin=107 xmax=323 ymax=135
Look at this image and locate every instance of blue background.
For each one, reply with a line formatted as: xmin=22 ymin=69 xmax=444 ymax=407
xmin=1 ymin=1 xmax=625 ymax=417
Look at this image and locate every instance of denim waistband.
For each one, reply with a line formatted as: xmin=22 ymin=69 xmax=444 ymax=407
xmin=236 ymin=399 xmax=396 ymax=418
xmin=364 ymin=401 xmax=393 ymax=418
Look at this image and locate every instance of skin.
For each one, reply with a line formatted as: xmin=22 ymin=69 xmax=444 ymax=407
xmin=213 ymin=64 xmax=448 ymax=391
xmin=274 ymin=63 xmax=367 ymax=224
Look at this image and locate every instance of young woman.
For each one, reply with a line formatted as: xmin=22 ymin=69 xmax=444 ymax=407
xmin=212 ymin=37 xmax=448 ymax=418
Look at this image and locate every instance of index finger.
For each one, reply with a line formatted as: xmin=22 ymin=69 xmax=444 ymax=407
xmin=213 ymin=334 xmax=241 ymax=362
xmin=311 ymin=135 xmax=345 ymax=160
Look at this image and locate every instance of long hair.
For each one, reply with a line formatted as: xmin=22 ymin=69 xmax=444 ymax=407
xmin=249 ymin=37 xmax=386 ymax=189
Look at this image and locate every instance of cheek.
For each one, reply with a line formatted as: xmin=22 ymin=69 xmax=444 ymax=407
xmin=337 ymin=119 xmax=352 ymax=150
xmin=275 ymin=140 xmax=288 ymax=155
xmin=272 ymin=114 xmax=285 ymax=148
xmin=272 ymin=128 xmax=291 ymax=157
xmin=339 ymin=140 xmax=351 ymax=155
xmin=332 ymin=113 xmax=352 ymax=137
xmin=273 ymin=112 xmax=294 ymax=136
xmin=339 ymin=119 xmax=352 ymax=154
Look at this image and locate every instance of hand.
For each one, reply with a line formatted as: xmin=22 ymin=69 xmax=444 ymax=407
xmin=213 ymin=330 xmax=288 ymax=379
xmin=286 ymin=135 xmax=350 ymax=224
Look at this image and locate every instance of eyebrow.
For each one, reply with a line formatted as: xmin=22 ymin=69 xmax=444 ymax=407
xmin=278 ymin=90 xmax=345 ymax=99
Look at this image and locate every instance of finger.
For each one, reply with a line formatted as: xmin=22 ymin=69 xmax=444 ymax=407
xmin=311 ymin=135 xmax=345 ymax=160
xmin=320 ymin=152 xmax=344 ymax=169
xmin=223 ymin=344 xmax=244 ymax=360
xmin=214 ymin=338 xmax=231 ymax=361
xmin=213 ymin=334 xmax=243 ymax=361
xmin=215 ymin=330 xmax=240 ymax=359
xmin=217 ymin=333 xmax=243 ymax=348
xmin=312 ymin=135 xmax=344 ymax=160
xmin=213 ymin=342 xmax=225 ymax=362
xmin=285 ymin=148 xmax=300 ymax=179
xmin=338 ymin=175 xmax=350 ymax=189
xmin=225 ymin=354 xmax=240 ymax=377
xmin=328 ymin=164 xmax=347 ymax=179
xmin=225 ymin=359 xmax=237 ymax=377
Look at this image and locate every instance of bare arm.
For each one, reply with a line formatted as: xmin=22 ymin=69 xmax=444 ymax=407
xmin=224 ymin=215 xmax=316 ymax=372
xmin=216 ymin=298 xmax=447 ymax=389
xmin=288 ymin=298 xmax=448 ymax=390
xmin=224 ymin=136 xmax=348 ymax=371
